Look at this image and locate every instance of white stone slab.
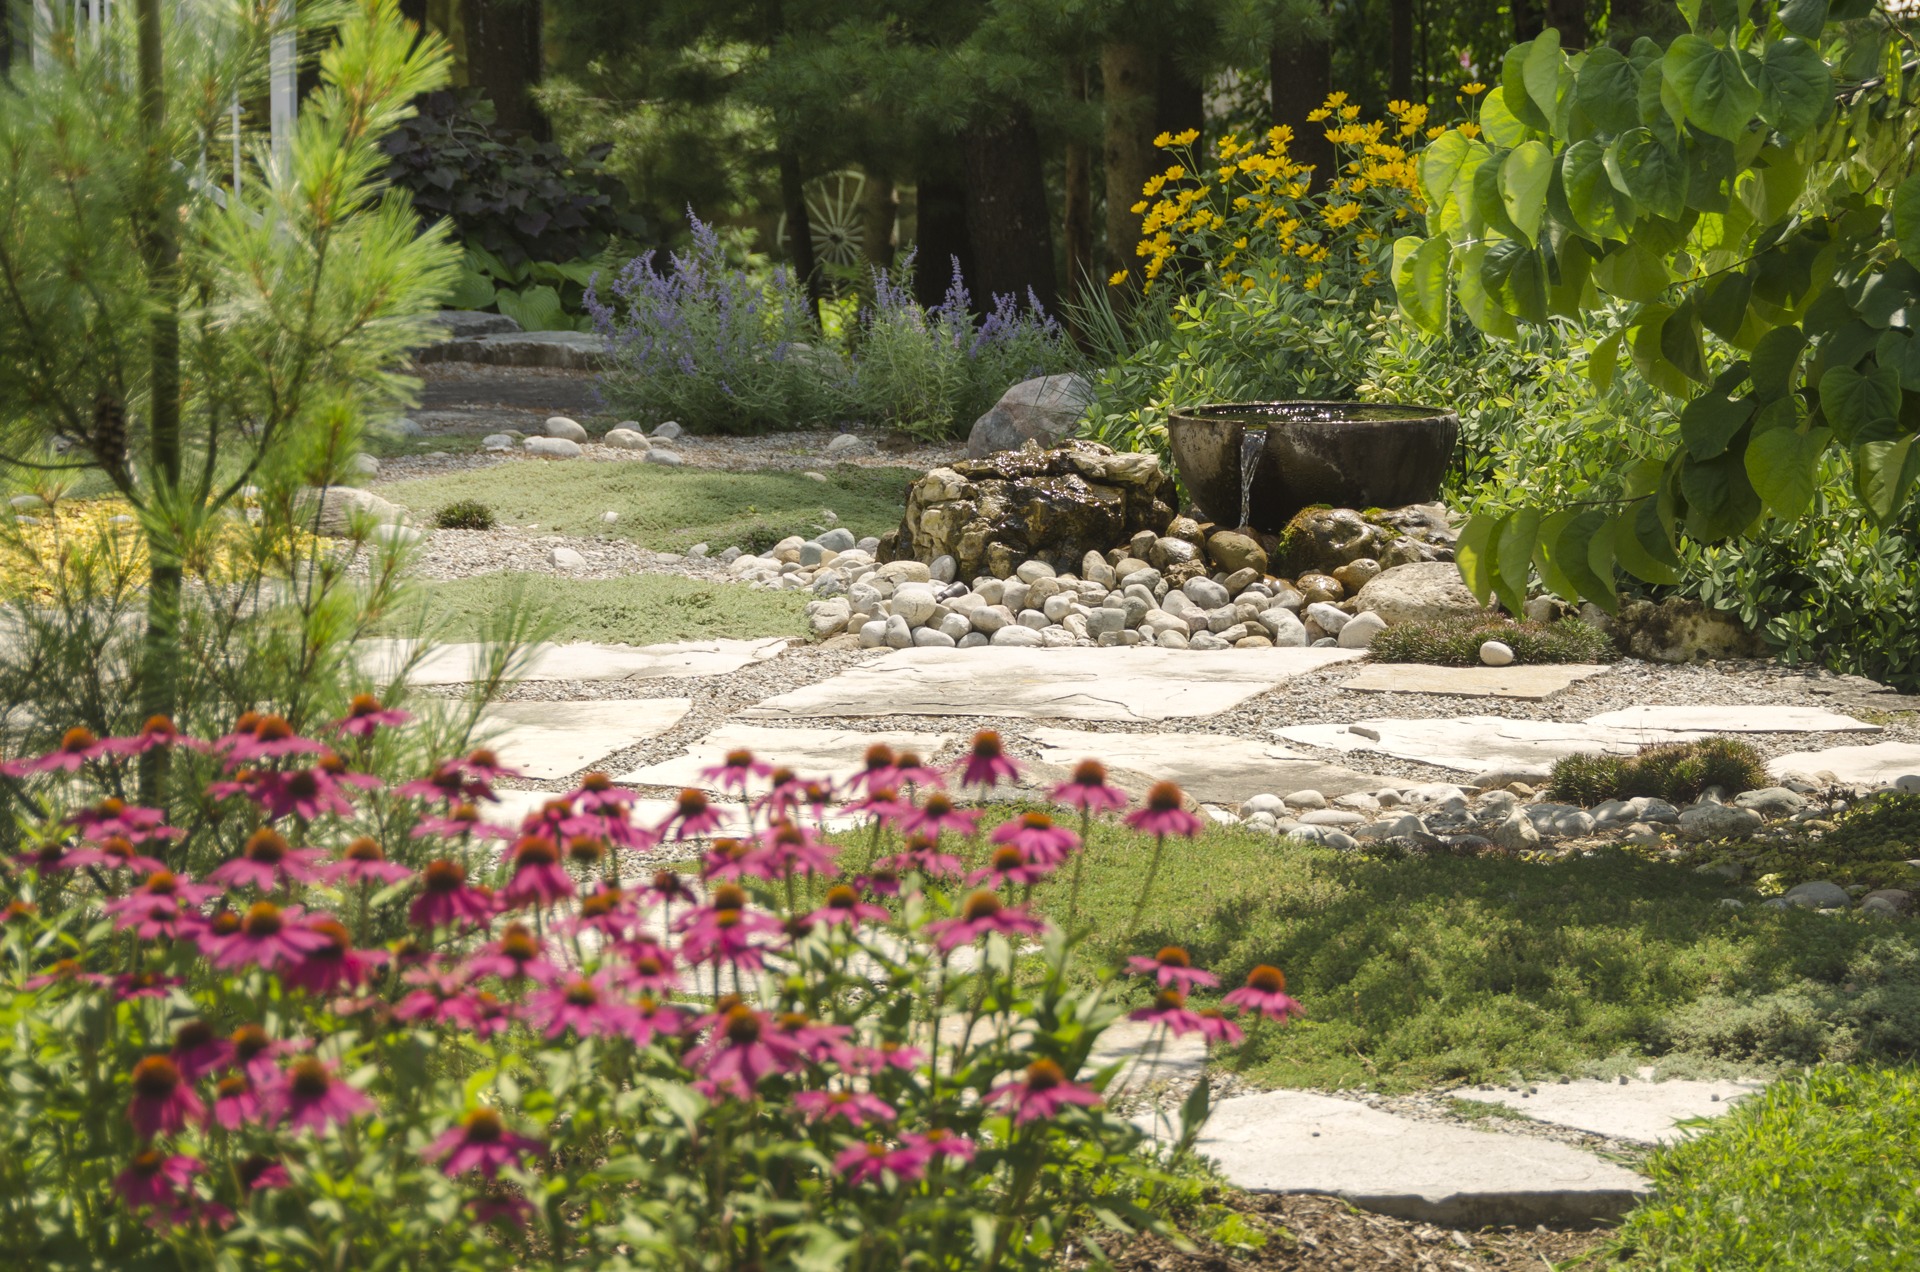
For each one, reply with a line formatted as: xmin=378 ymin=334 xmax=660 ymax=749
xmin=1342 ymin=663 xmax=1611 ymax=699
xmin=619 ymin=724 xmax=953 ymax=791
xmin=1586 ymin=705 xmax=1878 ymax=734
xmin=742 ymin=646 xmax=1364 ymax=723
xmin=481 ymin=699 xmax=692 ymax=781
xmin=1028 ymin=728 xmax=1384 ymax=805
xmin=1456 ymin=1078 xmax=1762 ymax=1145
xmin=1156 ymin=1090 xmax=1646 ymax=1226
xmin=360 ymin=637 xmax=787 ymax=686
xmin=1277 ymin=716 xmax=1711 ymax=774
xmin=1768 ymin=741 xmax=1920 ymax=785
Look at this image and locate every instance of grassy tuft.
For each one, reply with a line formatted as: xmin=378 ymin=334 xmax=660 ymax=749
xmin=378 ymin=460 xmax=916 ymax=553
xmin=382 ymin=571 xmax=807 ymax=644
xmin=1548 ymin=736 xmax=1769 ymax=806
xmin=1367 ymin=616 xmax=1615 ymax=665
xmin=432 ymin=499 xmax=497 ymax=531
xmin=1612 ymin=1067 xmax=1920 ymax=1269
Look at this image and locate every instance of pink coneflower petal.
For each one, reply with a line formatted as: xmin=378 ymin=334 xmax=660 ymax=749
xmin=958 ymin=729 xmax=1021 ymax=789
xmin=425 ymin=1108 xmax=545 ymax=1179
xmin=1051 ymin=758 xmax=1130 ymax=813
xmin=1123 ymin=780 xmax=1204 ymax=839
xmin=1223 ymin=964 xmax=1304 ymax=1022
xmin=986 ymin=1057 xmax=1101 ymax=1124
xmin=1124 ymin=945 xmax=1220 ymax=992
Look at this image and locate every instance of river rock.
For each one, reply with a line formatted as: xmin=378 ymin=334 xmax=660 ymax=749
xmin=549 ymin=546 xmax=587 ymax=570
xmin=1356 ymin=562 xmax=1490 ymax=626
xmin=298 ymin=487 xmax=408 ymax=536
xmin=1207 ymin=530 xmax=1268 ymax=576
xmin=526 ymin=436 xmax=582 ymax=459
xmin=654 ymin=421 xmax=684 ymax=440
xmin=1781 ymin=880 xmax=1850 ymax=910
xmin=1677 ymin=804 xmax=1765 ymax=840
xmin=1338 ymin=611 xmax=1388 ymax=649
xmin=965 ymin=373 xmax=1094 ymax=459
xmin=1481 ymin=640 xmax=1516 ymax=666
xmin=603 ymin=428 xmax=651 ymax=451
xmin=545 ymin=416 xmax=588 ymax=442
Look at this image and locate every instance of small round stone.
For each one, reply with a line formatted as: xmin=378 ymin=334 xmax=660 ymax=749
xmin=1480 ymin=639 xmax=1516 ymax=667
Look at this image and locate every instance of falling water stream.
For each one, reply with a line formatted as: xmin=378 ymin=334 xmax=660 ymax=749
xmin=1237 ymin=428 xmax=1266 ymax=529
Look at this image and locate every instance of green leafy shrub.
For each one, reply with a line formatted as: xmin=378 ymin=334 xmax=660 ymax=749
xmin=1368 ymin=616 xmax=1615 ymax=666
xmin=1548 ymin=737 xmax=1769 ymax=807
xmin=432 ymin=499 xmax=497 ymax=531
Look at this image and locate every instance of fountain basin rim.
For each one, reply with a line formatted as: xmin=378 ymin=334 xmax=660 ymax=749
xmin=1168 ymin=401 xmax=1456 ymax=428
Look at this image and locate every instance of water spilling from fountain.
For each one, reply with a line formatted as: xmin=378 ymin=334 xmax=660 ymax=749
xmin=1237 ymin=428 xmax=1266 ymax=529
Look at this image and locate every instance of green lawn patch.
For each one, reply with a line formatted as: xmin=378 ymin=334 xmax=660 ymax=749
xmin=1613 ymin=1066 xmax=1920 ymax=1269
xmin=377 ymin=461 xmax=917 ymax=553
xmin=386 ymin=571 xmax=807 ymax=644
xmin=1002 ymin=824 xmax=1920 ymax=1091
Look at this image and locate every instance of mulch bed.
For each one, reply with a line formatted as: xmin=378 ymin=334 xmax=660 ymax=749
xmin=1090 ymin=1192 xmax=1613 ymax=1271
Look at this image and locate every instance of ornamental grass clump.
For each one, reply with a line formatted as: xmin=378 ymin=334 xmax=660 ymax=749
xmin=1547 ymin=736 xmax=1769 ymax=807
xmin=1368 ymin=616 xmax=1617 ymax=666
xmin=0 ymin=713 xmax=1300 ymax=1267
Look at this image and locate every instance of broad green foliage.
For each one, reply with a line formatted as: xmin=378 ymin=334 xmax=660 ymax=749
xmin=1397 ymin=1 xmax=1920 ymax=611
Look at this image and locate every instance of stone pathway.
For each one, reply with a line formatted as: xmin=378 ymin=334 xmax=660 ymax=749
xmin=741 ymin=645 xmax=1363 ymax=722
xmin=619 ymin=724 xmax=954 ymax=790
xmin=1769 ymin=740 xmax=1920 ymax=785
xmin=482 ymin=699 xmax=692 ymax=781
xmin=1341 ymin=663 xmax=1611 ymax=700
xmin=1455 ymin=1077 xmax=1762 ymax=1145
xmin=1027 ymin=727 xmax=1383 ymax=804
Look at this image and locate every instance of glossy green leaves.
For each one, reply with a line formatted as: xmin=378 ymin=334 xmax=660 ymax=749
xmin=1663 ymin=36 xmax=1760 ymax=141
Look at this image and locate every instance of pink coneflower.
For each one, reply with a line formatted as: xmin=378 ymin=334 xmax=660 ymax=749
xmin=1223 ymin=965 xmax=1304 ymax=1022
xmin=460 ymin=748 xmax=521 ymax=784
xmin=113 ymin=970 xmax=182 ymax=1000
xmin=128 ymin=1055 xmax=205 ymax=1139
xmin=859 ymin=1040 xmax=927 ymax=1073
xmin=834 ymin=1139 xmax=926 ymax=1186
xmin=890 ymin=750 xmax=944 ymax=789
xmin=20 ymin=958 xmax=109 ymax=991
xmin=69 ymin=796 xmax=182 ymax=842
xmin=1051 ymin=758 xmax=1130 ymax=814
xmin=282 ymin=916 xmax=388 ymax=995
xmin=568 ymin=771 xmax=637 ymax=814
xmin=411 ymin=801 xmax=514 ymax=841
xmin=409 ymin=859 xmax=498 ymax=930
xmin=237 ymin=1154 xmax=290 ymax=1192
xmin=573 ymin=885 xmax=635 ymax=938
xmin=257 ymin=754 xmax=378 ymax=822
xmin=522 ymin=975 xmax=630 ymax=1040
xmin=844 ymin=743 xmax=898 ymax=794
xmin=684 ymin=1001 xmax=804 ymax=1097
xmin=230 ymin=1023 xmax=298 ymax=1085
xmin=987 ymin=1057 xmax=1101 ymax=1125
xmin=924 ymin=891 xmax=1046 ymax=953
xmin=701 ymin=837 xmax=762 ymax=881
xmin=468 ymin=1192 xmax=536 ymax=1228
xmin=66 ymin=833 xmax=167 ymax=875
xmin=513 ymin=797 xmax=577 ymax=842
xmin=1123 ymin=781 xmax=1203 ymax=839
xmin=805 ymin=884 xmax=889 ymax=928
xmin=959 ymin=730 xmax=1021 ymax=789
xmin=321 ymin=837 xmax=413 ymax=886
xmin=107 ymin=715 xmax=210 ymax=756
xmin=793 ymin=1089 xmax=897 ymax=1126
xmin=396 ymin=762 xmax=478 ymax=806
xmin=1125 ymin=946 xmax=1220 ymax=993
xmin=861 ymin=866 xmax=902 ymax=896
xmin=1128 ymin=988 xmax=1209 ymax=1037
xmin=211 ymin=1074 xmax=264 ymax=1131
xmin=2 ymin=900 xmax=34 ymax=925
xmin=901 ymin=1127 xmax=976 ymax=1163
xmin=701 ymin=747 xmax=770 ymax=793
xmin=990 ymin=811 xmax=1080 ymax=865
xmin=205 ymin=828 xmax=328 ymax=891
xmin=3 ymin=725 xmax=115 ymax=775
xmin=462 ymin=922 xmax=564 ymax=985
xmin=897 ymin=791 xmax=978 ymax=840
xmin=335 ymin=693 xmax=412 ymax=739
xmin=201 ymin=902 xmax=333 ymax=971
xmin=446 ymin=989 xmax=516 ymax=1039
xmin=1194 ymin=1007 xmax=1245 ymax=1045
xmin=265 ymin=1057 xmax=374 ymax=1133
xmin=613 ymin=940 xmax=679 ymax=993
xmin=169 ymin=1020 xmax=233 ymax=1082
xmin=625 ymin=993 xmax=689 ymax=1047
xmin=841 ymin=784 xmax=909 ymax=825
xmin=876 ymin=831 xmax=965 ymax=879
xmin=426 ymin=1107 xmax=545 ymax=1179
xmin=967 ymin=842 xmax=1057 ymax=889
xmin=754 ymin=819 xmax=838 ymax=878
xmin=659 ymin=787 xmax=727 ymax=840
xmin=751 ymin=765 xmax=812 ymax=819
xmin=114 ymin=1149 xmax=201 ymax=1212
xmin=675 ymin=883 xmax=782 ymax=969
xmin=564 ymin=834 xmax=608 ymax=872
xmin=771 ymin=1011 xmax=854 ymax=1065
xmin=500 ymin=835 xmax=575 ymax=909
xmin=222 ymin=714 xmax=328 ymax=764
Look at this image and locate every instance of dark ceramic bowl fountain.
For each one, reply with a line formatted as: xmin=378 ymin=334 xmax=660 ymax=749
xmin=1166 ymin=401 xmax=1459 ymax=533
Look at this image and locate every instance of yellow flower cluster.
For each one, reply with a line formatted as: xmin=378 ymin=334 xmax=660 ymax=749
xmin=0 ymin=499 xmax=322 ymax=602
xmin=1113 ymin=95 xmax=1441 ymax=297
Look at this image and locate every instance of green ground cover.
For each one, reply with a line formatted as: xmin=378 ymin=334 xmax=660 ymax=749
xmin=385 ymin=571 xmax=807 ymax=643
xmin=1612 ymin=1066 xmax=1920 ymax=1269
xmin=377 ymin=460 xmax=916 ymax=553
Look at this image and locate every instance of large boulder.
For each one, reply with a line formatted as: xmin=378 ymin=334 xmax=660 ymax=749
xmin=965 ymin=374 xmax=1093 ymax=460
xmin=1354 ymin=561 xmax=1492 ymax=626
xmin=881 ymin=439 xmax=1175 ymax=579
xmin=297 ymin=487 xmax=408 ymax=537
xmin=1276 ymin=503 xmax=1457 ymax=575
xmin=1612 ymin=598 xmax=1767 ymax=663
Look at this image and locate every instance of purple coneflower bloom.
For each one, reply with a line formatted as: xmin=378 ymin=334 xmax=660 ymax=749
xmin=127 ymin=1055 xmax=205 ymax=1139
xmin=3 ymin=725 xmax=116 ymax=775
xmin=990 ymin=810 xmax=1080 ymax=865
xmin=230 ymin=1023 xmax=299 ymax=1085
xmin=426 ymin=1107 xmax=545 ymax=1179
xmin=265 ymin=1057 xmax=374 ymax=1133
xmin=321 ymin=837 xmax=413 ymax=886
xmin=113 ymin=970 xmax=182 ymax=1000
xmin=1128 ymin=987 xmax=1210 ymax=1037
xmin=897 ymin=791 xmax=978 ymax=840
xmin=967 ymin=843 xmax=1057 ymax=889
xmin=461 ymin=922 xmax=565 ymax=985
xmin=568 ymin=770 xmax=638 ymax=813
xmin=701 ymin=747 xmax=770 ymax=793
xmin=1124 ymin=945 xmax=1220 ymax=993
xmin=684 ymin=1001 xmax=804 ymax=1097
xmin=21 ymin=958 xmax=109 ymax=990
xmin=205 ymin=828 xmax=328 ymax=891
xmin=843 ymin=743 xmax=897 ymax=794
xmin=334 ymin=693 xmax=412 ymax=738
xmin=658 ymin=787 xmax=727 ymax=840
xmin=901 ymin=1127 xmax=975 ymax=1162
xmin=69 ymin=795 xmax=183 ymax=841
xmin=805 ymin=883 xmax=889 ymax=928
xmin=890 ymin=750 xmax=944 ymax=789
xmin=114 ymin=1149 xmax=201 ymax=1212
xmin=859 ymin=1040 xmax=926 ymax=1073
xmin=282 ymin=916 xmax=388 ymax=995
xmin=65 ymin=833 xmax=167 ymax=874
xmin=410 ymin=801 xmax=514 ymax=841
xmin=500 ymin=835 xmax=575 ymax=909
xmin=987 ymin=1057 xmax=1102 ymax=1124
xmin=212 ymin=1074 xmax=264 ymax=1131
xmin=876 ymin=831 xmax=965 ymax=879
xmin=613 ymin=939 xmax=680 ymax=992
xmin=107 ymin=715 xmax=210 ymax=756
xmin=925 ymin=891 xmax=1046 ymax=953
xmin=256 ymin=755 xmax=377 ymax=822
xmin=958 ymin=730 xmax=1021 ymax=789
xmin=522 ymin=975 xmax=630 ymax=1040
xmin=237 ymin=1154 xmax=290 ymax=1191
xmin=1194 ymin=1007 xmax=1245 ymax=1045
xmin=1223 ymin=964 xmax=1304 ymax=1021
xmin=1123 ymin=781 xmax=1204 ymax=839
xmin=201 ymin=902 xmax=333 ymax=971
xmin=840 ymin=784 xmax=908 ymax=825
xmin=409 ymin=859 xmax=498 ymax=930
xmin=770 ymin=1011 xmax=854 ymax=1066
xmin=1051 ymin=758 xmax=1130 ymax=813
xmin=624 ymin=993 xmax=689 ymax=1047
xmin=572 ymin=885 xmax=636 ymax=938
xmin=793 ymin=1089 xmax=897 ymax=1126
xmin=834 ymin=1139 xmax=923 ymax=1185
xmin=753 ymin=819 xmax=838 ymax=878
xmin=222 ymin=714 xmax=327 ymax=764
xmin=168 ymin=1020 xmax=233 ymax=1082
xmin=459 ymin=747 xmax=521 ymax=784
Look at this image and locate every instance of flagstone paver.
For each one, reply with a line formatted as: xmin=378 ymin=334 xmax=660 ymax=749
xmin=481 ymin=699 xmax=693 ymax=781
xmin=1027 ymin=727 xmax=1386 ymax=805
xmin=1456 ymin=1078 xmax=1763 ymax=1145
xmin=741 ymin=646 xmax=1364 ymax=723
xmin=359 ymin=637 xmax=787 ymax=685
xmin=1276 ymin=717 xmax=1712 ymax=774
xmin=1585 ymin=705 xmax=1878 ymax=733
xmin=1340 ymin=663 xmax=1611 ymax=699
xmin=1158 ymin=1090 xmax=1647 ymax=1226
xmin=619 ymin=724 xmax=954 ymax=791
xmin=1768 ymin=740 xmax=1920 ymax=785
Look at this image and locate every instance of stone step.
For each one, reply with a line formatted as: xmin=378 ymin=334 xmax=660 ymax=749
xmin=1454 ymin=1077 xmax=1761 ymax=1145
xmin=414 ymin=330 xmax=610 ymax=371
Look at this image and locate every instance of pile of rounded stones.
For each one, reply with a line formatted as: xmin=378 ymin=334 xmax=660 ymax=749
xmin=1214 ymin=774 xmax=1913 ymax=917
xmin=486 ymin=417 xmax=687 ymax=466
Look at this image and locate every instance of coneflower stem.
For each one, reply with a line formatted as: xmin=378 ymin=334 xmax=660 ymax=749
xmin=1122 ymin=833 xmax=1167 ymax=944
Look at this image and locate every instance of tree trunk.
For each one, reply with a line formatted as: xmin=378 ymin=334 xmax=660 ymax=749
xmin=1513 ymin=0 xmax=1544 ymax=43
xmin=778 ymin=146 xmax=824 ymax=323
xmin=1270 ymin=22 xmax=1334 ymax=192
xmin=1547 ymin=0 xmax=1588 ymax=48
xmin=962 ymin=106 xmax=1058 ymax=314
xmin=1390 ymin=0 xmax=1415 ymax=100
xmin=464 ymin=0 xmax=546 ymax=137
xmin=135 ymin=0 xmax=181 ymax=802
xmin=859 ymin=168 xmax=897 ymax=278
xmin=1153 ymin=50 xmax=1205 ymax=152
xmin=1101 ymin=41 xmax=1157 ymax=282
xmin=1063 ymin=63 xmax=1093 ymax=305
xmin=912 ymin=171 xmax=973 ymax=311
